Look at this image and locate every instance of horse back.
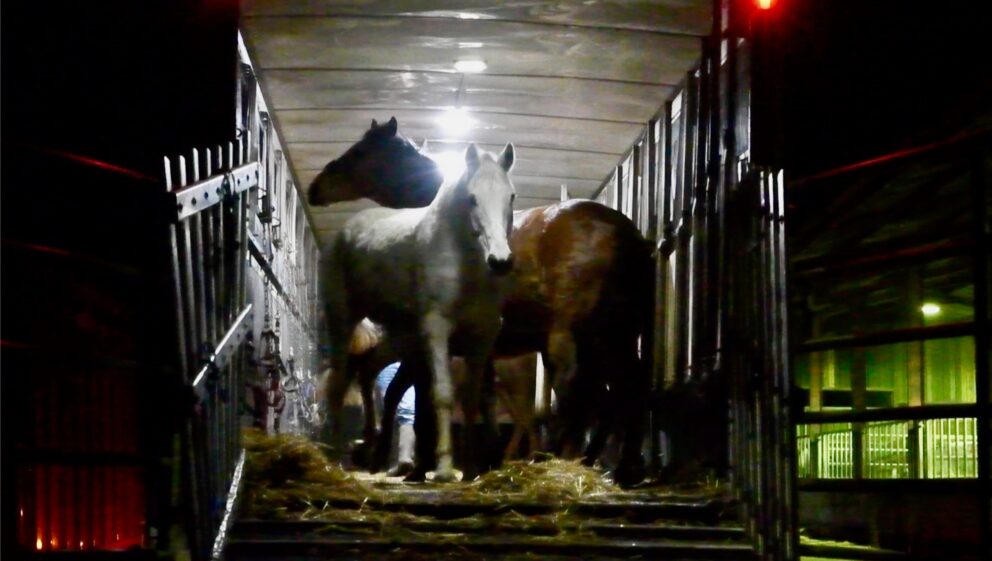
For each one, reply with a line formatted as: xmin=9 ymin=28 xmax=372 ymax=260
xmin=515 ymin=200 xmax=651 ymax=334
xmin=325 ymin=208 xmax=424 ymax=327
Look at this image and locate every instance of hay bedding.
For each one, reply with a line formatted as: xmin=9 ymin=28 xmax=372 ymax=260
xmin=463 ymin=454 xmax=618 ymax=503
xmin=241 ymin=431 xmax=623 ymax=532
xmin=241 ymin=429 xmax=380 ymax=519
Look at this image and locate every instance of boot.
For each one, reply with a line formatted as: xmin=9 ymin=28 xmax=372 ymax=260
xmin=388 ymin=423 xmax=416 ymax=477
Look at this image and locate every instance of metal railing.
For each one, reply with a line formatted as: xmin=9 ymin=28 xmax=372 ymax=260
xmin=157 ymin=36 xmax=323 ymax=560
xmin=163 ymin=140 xmax=256 ymax=560
xmin=796 ymin=418 xmax=979 ymax=480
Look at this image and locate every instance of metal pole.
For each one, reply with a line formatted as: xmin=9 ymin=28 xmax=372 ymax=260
xmin=971 ymin=148 xmax=990 ymax=558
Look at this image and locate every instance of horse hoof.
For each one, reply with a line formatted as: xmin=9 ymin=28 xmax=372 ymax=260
xmin=432 ymin=469 xmax=458 ymax=483
xmin=387 ymin=462 xmax=415 ymax=478
xmin=613 ymin=462 xmax=647 ymax=488
xmin=369 ymin=451 xmax=389 ymax=474
xmin=403 ymin=468 xmax=428 ymax=483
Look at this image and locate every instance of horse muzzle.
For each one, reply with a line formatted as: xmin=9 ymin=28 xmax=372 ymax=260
xmin=487 ymin=253 xmax=514 ymax=275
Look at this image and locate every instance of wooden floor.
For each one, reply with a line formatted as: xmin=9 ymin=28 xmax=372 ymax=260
xmin=226 ymin=472 xmax=755 ymax=560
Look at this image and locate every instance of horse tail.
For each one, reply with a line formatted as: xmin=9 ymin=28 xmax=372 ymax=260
xmin=315 ymin=368 xmax=332 ymax=403
xmin=349 ymin=318 xmax=383 ymax=355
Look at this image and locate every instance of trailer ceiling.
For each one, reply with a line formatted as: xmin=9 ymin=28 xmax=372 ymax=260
xmin=240 ymin=0 xmax=711 ymax=246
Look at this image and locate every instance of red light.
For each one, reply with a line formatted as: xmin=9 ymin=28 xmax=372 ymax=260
xmin=757 ymin=0 xmax=775 ymax=9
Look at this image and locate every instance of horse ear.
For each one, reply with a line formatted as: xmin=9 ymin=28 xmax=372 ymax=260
xmin=497 ymin=143 xmax=515 ymax=172
xmin=465 ymin=143 xmax=481 ymax=169
xmin=371 ymin=119 xmax=379 ymax=128
xmin=383 ymin=116 xmax=398 ymax=137
xmin=417 ymin=138 xmax=430 ymax=153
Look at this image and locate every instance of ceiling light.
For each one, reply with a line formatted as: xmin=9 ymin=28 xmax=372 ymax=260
xmin=920 ymin=303 xmax=941 ymax=317
xmin=430 ymin=150 xmax=466 ymax=185
xmin=454 ymin=59 xmax=487 ymax=73
xmin=437 ymin=107 xmax=474 ymax=135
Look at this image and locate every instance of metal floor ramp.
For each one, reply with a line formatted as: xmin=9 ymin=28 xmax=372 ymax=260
xmin=223 ymin=483 xmax=756 ymax=561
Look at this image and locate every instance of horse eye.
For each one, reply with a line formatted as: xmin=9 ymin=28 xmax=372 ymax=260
xmin=468 ymin=194 xmax=478 ymax=207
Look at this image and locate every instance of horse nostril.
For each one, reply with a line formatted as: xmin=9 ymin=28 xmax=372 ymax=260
xmin=488 ymin=254 xmax=514 ymax=275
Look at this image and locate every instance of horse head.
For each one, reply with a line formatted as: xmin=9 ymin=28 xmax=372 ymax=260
xmin=307 ymin=117 xmax=444 ymax=208
xmin=458 ymin=143 xmax=516 ymax=275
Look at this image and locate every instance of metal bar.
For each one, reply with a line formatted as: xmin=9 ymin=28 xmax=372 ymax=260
xmin=799 ymin=477 xmax=983 ymax=494
xmin=691 ymin=40 xmax=712 ymax=379
xmin=662 ymin=100 xmax=674 ymax=232
xmin=238 ymin=138 xmax=249 ymax=314
xmin=172 ymin=161 xmax=260 ymax=221
xmin=800 ymin=404 xmax=979 ymax=424
xmin=774 ymin=169 xmax=799 ymax=560
xmin=210 ymin=450 xmax=245 ymax=561
xmin=646 ymin=119 xmax=659 ymax=239
xmin=178 ymin=157 xmax=201 ymax=375
xmin=631 ymin=145 xmax=641 ymax=224
xmin=796 ymin=321 xmax=975 ymax=353
xmin=756 ymin=171 xmax=774 ymax=559
xmin=165 ymin=157 xmax=190 ymax=381
xmin=193 ymin=149 xmax=218 ymax=346
xmin=969 ymin=148 xmax=991 ymax=558
xmin=192 ymin=305 xmax=254 ymax=389
xmin=674 ymin=70 xmax=699 ymax=383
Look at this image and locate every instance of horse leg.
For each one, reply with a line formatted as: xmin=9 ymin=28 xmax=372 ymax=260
xmin=573 ymin=348 xmax=613 ymax=466
xmin=422 ymin=311 xmax=457 ymax=482
xmin=323 ymin=325 xmax=356 ymax=459
xmin=545 ymin=325 xmax=582 ymax=457
xmin=613 ymin=338 xmax=648 ymax=487
xmin=408 ymin=360 xmax=438 ymax=482
xmin=496 ymin=383 xmax=524 ymax=459
xmin=352 ymin=359 xmax=376 ymax=467
xmin=479 ymin=357 xmax=503 ymax=471
xmin=459 ymin=354 xmax=500 ymax=480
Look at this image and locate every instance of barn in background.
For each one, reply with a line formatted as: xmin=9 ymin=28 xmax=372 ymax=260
xmin=2 ymin=1 xmax=989 ymax=560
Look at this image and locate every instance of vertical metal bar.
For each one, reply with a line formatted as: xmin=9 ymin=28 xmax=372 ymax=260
xmin=692 ymin=38 xmax=712 ymax=382
xmin=178 ymin=157 xmax=200 ymax=375
xmin=647 ymin=120 xmax=659 ymax=240
xmin=632 ymin=145 xmax=642 ymax=226
xmin=166 ymin=156 xmax=190 ymax=380
xmin=769 ymin=169 xmax=783 ymax=518
xmin=614 ymin=165 xmax=624 ymax=213
xmin=757 ymin=171 xmax=774 ymax=558
xmin=968 ymin=149 xmax=991 ymax=557
xmin=193 ymin=148 xmax=222 ymax=544
xmin=675 ymin=71 xmax=699 ymax=384
xmin=204 ymin=147 xmax=228 ymax=517
xmin=192 ymin=149 xmax=215 ymax=346
xmin=662 ymin=100 xmax=675 ymax=232
xmin=238 ymin=137 xmax=250 ymax=311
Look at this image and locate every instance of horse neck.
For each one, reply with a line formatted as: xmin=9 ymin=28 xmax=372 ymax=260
xmin=423 ymin=178 xmax=470 ymax=234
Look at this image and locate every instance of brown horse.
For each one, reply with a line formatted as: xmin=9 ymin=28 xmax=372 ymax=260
xmin=309 ymin=118 xmax=652 ymax=485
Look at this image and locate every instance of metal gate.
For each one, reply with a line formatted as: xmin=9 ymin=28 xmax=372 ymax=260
xmin=156 ymin=33 xmax=323 ymax=561
xmin=591 ymin=2 xmax=796 ymax=560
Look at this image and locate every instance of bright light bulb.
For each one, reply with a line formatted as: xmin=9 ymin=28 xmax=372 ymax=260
xmin=454 ymin=59 xmax=487 ymax=73
xmin=920 ymin=303 xmax=941 ymax=317
xmin=429 ymin=151 xmax=466 ymax=185
xmin=437 ymin=107 xmax=474 ymax=135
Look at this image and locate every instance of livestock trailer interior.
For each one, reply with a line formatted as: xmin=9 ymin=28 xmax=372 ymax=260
xmin=3 ymin=1 xmax=990 ymax=561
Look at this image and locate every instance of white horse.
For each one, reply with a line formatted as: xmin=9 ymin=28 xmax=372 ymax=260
xmin=321 ymin=143 xmax=516 ymax=482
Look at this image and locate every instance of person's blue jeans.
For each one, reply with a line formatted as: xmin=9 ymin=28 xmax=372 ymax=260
xmin=374 ymin=362 xmax=415 ymax=426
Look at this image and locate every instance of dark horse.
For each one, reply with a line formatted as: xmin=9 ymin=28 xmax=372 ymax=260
xmin=310 ymin=117 xmax=651 ymax=485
